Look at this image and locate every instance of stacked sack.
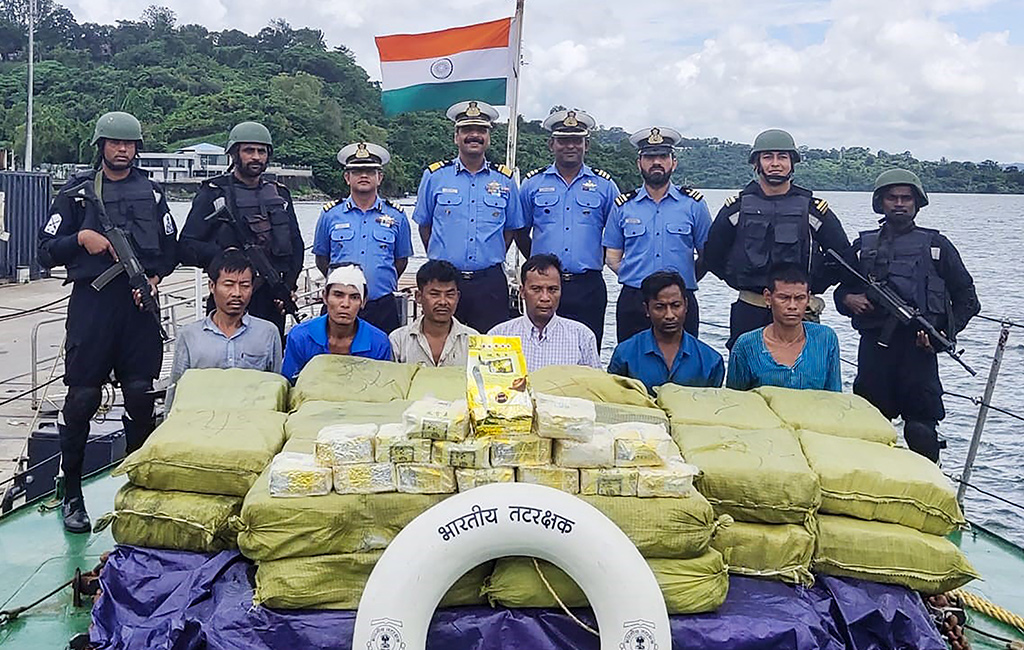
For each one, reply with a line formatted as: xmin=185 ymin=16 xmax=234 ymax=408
xmin=755 ymin=387 xmax=978 ymax=594
xmin=99 ymin=369 xmax=290 ymax=552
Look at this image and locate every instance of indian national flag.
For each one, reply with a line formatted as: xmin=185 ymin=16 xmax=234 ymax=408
xmin=375 ymin=17 xmax=514 ymax=116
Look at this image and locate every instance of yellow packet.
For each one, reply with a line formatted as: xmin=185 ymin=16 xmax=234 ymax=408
xmin=467 ymin=336 xmax=533 ymax=436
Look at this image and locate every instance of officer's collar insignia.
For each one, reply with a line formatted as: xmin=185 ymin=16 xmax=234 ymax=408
xmin=486 ymin=180 xmax=502 ymax=195
xmin=466 ymin=101 xmax=481 ymax=117
xmin=648 ymin=128 xmax=664 ymax=145
xmin=582 ymin=179 xmax=597 ymax=191
xmin=355 ymin=143 xmax=370 ymax=159
xmin=564 ymin=111 xmax=578 ymax=127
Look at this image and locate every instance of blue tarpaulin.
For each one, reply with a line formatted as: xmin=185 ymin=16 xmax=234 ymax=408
xmin=90 ymin=546 xmax=945 ymax=650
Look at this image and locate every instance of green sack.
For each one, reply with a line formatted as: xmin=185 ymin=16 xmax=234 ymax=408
xmin=656 ymin=386 xmax=783 ymax=430
xmin=170 ymin=368 xmax=289 ymax=415
xmin=285 ymin=400 xmax=412 ymax=440
xmin=290 ymin=355 xmax=418 ymax=410
xmin=482 ymin=550 xmax=728 ymax=614
xmin=813 ymin=515 xmax=978 ymax=595
xmin=710 ymin=520 xmax=815 ymax=586
xmin=580 ymin=495 xmax=716 ymax=559
xmin=672 ymin=425 xmax=820 ymax=525
xmin=594 ymin=403 xmax=669 ymax=428
xmin=407 ymin=366 xmax=467 ymax=401
xmin=755 ymin=387 xmax=897 ymax=444
xmin=798 ymin=430 xmax=965 ymax=535
xmin=530 ymin=365 xmax=657 ymax=409
xmin=254 ymin=553 xmax=492 ymax=609
xmin=100 ymin=484 xmax=241 ymax=552
xmin=114 ymin=410 xmax=287 ymax=497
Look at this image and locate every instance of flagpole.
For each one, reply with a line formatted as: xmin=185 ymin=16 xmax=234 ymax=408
xmin=504 ymin=0 xmax=525 ymax=170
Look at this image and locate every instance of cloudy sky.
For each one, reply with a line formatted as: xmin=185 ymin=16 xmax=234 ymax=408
xmin=64 ymin=0 xmax=1024 ymax=163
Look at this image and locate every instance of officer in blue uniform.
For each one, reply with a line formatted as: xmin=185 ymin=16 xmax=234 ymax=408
xmin=603 ymin=127 xmax=712 ymax=343
xmin=313 ymin=141 xmax=413 ymax=334
xmin=515 ymin=109 xmax=619 ymax=348
xmin=412 ymin=100 xmax=526 ymax=333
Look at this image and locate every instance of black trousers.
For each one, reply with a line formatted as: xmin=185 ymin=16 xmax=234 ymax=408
xmin=558 ymin=270 xmax=607 ymax=349
xmin=360 ymin=294 xmax=401 ymax=334
xmin=727 ymin=300 xmax=773 ymax=349
xmin=62 ymin=276 xmax=162 ymax=499
xmin=616 ymin=285 xmax=699 ymax=343
xmin=455 ymin=265 xmax=510 ymax=333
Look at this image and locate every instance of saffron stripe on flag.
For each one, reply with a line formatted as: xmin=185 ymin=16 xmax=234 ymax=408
xmin=379 ymin=47 xmax=511 ymax=91
xmin=381 ymin=78 xmax=507 ymax=116
xmin=375 ymin=17 xmax=511 ymax=62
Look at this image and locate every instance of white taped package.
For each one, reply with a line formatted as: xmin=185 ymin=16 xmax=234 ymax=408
xmin=580 ymin=467 xmax=639 ymax=496
xmin=637 ymin=459 xmax=700 ymax=498
xmin=517 ymin=466 xmax=580 ymax=494
xmin=332 ymin=463 xmax=397 ymax=494
xmin=395 ymin=463 xmax=457 ymax=494
xmin=609 ymin=421 xmax=680 ymax=467
xmin=455 ymin=467 xmax=516 ymax=491
xmin=490 ymin=436 xmax=552 ymax=468
xmin=314 ymin=424 xmax=378 ymax=466
xmin=553 ymin=426 xmax=615 ymax=468
xmin=403 ymin=398 xmax=470 ymax=441
xmin=269 ymin=452 xmax=333 ymax=497
xmin=432 ymin=439 xmax=491 ymax=469
xmin=534 ymin=393 xmax=596 ymax=441
xmin=374 ymin=424 xmax=432 ymax=464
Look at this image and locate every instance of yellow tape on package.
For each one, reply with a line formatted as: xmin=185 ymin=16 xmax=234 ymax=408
xmin=517 ymin=466 xmax=580 ymax=494
xmin=609 ymin=421 xmax=681 ymax=467
xmin=314 ymin=424 xmax=377 ymax=466
xmin=332 ymin=463 xmax=397 ymax=495
xmin=403 ymin=398 xmax=470 ymax=441
xmin=580 ymin=468 xmax=639 ymax=496
xmin=395 ymin=463 xmax=457 ymax=494
xmin=432 ymin=439 xmax=492 ymax=469
xmin=268 ymin=452 xmax=333 ymax=498
xmin=467 ymin=335 xmax=533 ymax=436
xmin=534 ymin=393 xmax=596 ymax=441
xmin=374 ymin=423 xmax=432 ymax=464
xmin=455 ymin=467 xmax=516 ymax=491
xmin=553 ymin=426 xmax=615 ymax=468
xmin=637 ymin=459 xmax=700 ymax=498
xmin=490 ymin=436 xmax=552 ymax=468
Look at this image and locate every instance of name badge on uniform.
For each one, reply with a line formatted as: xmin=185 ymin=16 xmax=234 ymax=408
xmin=486 ymin=181 xmax=502 ymax=196
xmin=441 ymin=187 xmax=459 ymax=193
xmin=376 ymin=215 xmax=396 ymax=228
xmin=582 ymin=180 xmax=597 ymax=191
xmin=334 ymin=222 xmax=351 ymax=229
xmin=538 ymin=186 xmax=556 ymax=193
xmin=625 ymin=218 xmax=642 ymax=224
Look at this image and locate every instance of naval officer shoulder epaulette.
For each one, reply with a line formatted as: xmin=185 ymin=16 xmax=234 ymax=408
xmin=427 ymin=159 xmax=452 ymax=173
xmin=495 ymin=164 xmax=514 ymax=178
xmin=812 ymin=197 xmax=830 ymax=215
xmin=523 ymin=167 xmax=545 ymax=180
xmin=383 ymin=197 xmax=403 ymax=212
xmin=614 ymin=190 xmax=637 ymax=207
xmin=723 ymin=194 xmax=740 ymax=208
xmin=680 ymin=186 xmax=704 ymax=202
xmin=321 ymin=199 xmax=340 ymax=213
xmin=592 ymin=168 xmax=612 ymax=181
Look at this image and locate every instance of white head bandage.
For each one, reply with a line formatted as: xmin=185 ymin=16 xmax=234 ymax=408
xmin=325 ymin=265 xmax=366 ymax=301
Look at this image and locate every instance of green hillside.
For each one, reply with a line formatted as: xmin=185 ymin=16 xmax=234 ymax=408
xmin=2 ymin=3 xmax=1024 ymax=197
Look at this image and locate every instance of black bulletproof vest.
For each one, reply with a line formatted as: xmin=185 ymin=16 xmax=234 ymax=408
xmin=726 ymin=190 xmax=812 ymax=290
xmin=228 ymin=181 xmax=292 ymax=259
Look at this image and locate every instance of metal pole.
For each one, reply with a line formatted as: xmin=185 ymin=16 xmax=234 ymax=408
xmin=193 ymin=267 xmax=203 ymax=322
xmin=956 ymin=323 xmax=1010 ymax=504
xmin=504 ymin=0 xmax=525 ymax=170
xmin=25 ymin=0 xmax=35 ymax=170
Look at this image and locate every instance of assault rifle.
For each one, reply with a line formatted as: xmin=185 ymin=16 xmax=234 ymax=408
xmin=204 ymin=195 xmax=304 ymax=321
xmin=827 ymin=249 xmax=975 ymax=376
xmin=80 ymin=175 xmax=168 ymax=341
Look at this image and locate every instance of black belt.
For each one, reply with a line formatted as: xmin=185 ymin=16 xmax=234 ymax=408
xmin=561 ymin=269 xmax=601 ymax=282
xmin=458 ymin=264 xmax=502 ymax=280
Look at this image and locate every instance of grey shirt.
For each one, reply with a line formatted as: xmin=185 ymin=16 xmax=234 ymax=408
xmin=170 ymin=314 xmax=283 ymax=387
xmin=389 ymin=315 xmax=478 ymax=367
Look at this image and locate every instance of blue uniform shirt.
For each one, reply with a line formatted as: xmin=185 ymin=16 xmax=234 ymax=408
xmin=312 ymin=196 xmax=413 ymax=301
xmin=603 ymin=185 xmax=712 ymax=289
xmin=608 ymin=328 xmax=725 ymax=395
xmin=412 ymin=158 xmax=525 ymax=271
xmin=519 ymin=164 xmax=619 ymax=273
xmin=726 ymin=322 xmax=842 ymax=392
xmin=281 ymin=315 xmax=392 ymax=383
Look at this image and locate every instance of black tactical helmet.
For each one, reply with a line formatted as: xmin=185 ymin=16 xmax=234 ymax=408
xmin=748 ymin=129 xmax=801 ymax=164
xmin=872 ymin=168 xmax=928 ymax=214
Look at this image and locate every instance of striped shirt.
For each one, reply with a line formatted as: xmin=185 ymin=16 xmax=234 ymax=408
xmin=488 ymin=314 xmax=601 ymax=372
xmin=726 ymin=322 xmax=842 ymax=392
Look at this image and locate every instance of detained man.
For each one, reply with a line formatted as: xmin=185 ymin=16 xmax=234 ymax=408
xmin=488 ymin=254 xmax=601 ymax=372
xmin=608 ymin=270 xmax=724 ymax=395
xmin=726 ymin=264 xmax=841 ymax=391
xmin=169 ymin=250 xmax=282 ymax=402
xmin=390 ymin=260 xmax=479 ymax=367
xmin=281 ymin=264 xmax=391 ymax=382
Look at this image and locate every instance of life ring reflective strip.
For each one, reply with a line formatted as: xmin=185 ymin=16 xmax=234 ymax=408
xmin=353 ymin=482 xmax=671 ymax=650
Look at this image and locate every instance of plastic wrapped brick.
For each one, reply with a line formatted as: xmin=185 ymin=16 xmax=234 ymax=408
xmin=432 ymin=439 xmax=491 ymax=469
xmin=314 ymin=424 xmax=377 ymax=467
xmin=455 ymin=467 xmax=516 ymax=491
xmin=374 ymin=424 xmax=432 ymax=464
xmin=489 ymin=436 xmax=552 ymax=468
xmin=580 ymin=468 xmax=639 ymax=497
xmin=516 ymin=466 xmax=580 ymax=494
xmin=268 ymin=452 xmax=333 ymax=498
xmin=395 ymin=464 xmax=457 ymax=494
xmin=637 ymin=459 xmax=700 ymax=498
xmin=332 ymin=463 xmax=397 ymax=495
xmin=553 ymin=426 xmax=615 ymax=468
xmin=403 ymin=398 xmax=470 ymax=442
xmin=609 ymin=421 xmax=681 ymax=467
xmin=534 ymin=393 xmax=596 ymax=441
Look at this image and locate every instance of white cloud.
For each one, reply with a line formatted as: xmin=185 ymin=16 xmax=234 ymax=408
xmin=60 ymin=0 xmax=1024 ymax=161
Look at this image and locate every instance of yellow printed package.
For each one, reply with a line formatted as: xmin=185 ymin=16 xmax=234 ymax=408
xmin=637 ymin=459 xmax=700 ymax=498
xmin=580 ymin=468 xmax=639 ymax=497
xmin=455 ymin=467 xmax=516 ymax=491
xmin=490 ymin=436 xmax=552 ymax=468
xmin=314 ymin=424 xmax=377 ymax=466
xmin=332 ymin=463 xmax=397 ymax=494
xmin=517 ymin=466 xmax=580 ymax=494
xmin=396 ymin=464 xmax=457 ymax=494
xmin=268 ymin=452 xmax=332 ymax=498
xmin=609 ymin=421 xmax=680 ymax=467
xmin=433 ymin=439 xmax=491 ymax=469
xmin=467 ymin=336 xmax=533 ymax=436
xmin=553 ymin=426 xmax=615 ymax=468
xmin=374 ymin=423 xmax=432 ymax=464
xmin=534 ymin=393 xmax=596 ymax=441
xmin=403 ymin=398 xmax=470 ymax=441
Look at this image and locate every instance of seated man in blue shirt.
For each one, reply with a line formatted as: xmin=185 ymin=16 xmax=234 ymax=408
xmin=727 ymin=263 xmax=841 ymax=391
xmin=282 ymin=264 xmax=391 ymax=382
xmin=608 ymin=270 xmax=724 ymax=394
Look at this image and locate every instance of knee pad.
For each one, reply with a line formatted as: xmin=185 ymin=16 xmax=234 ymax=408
xmin=904 ymin=420 xmax=941 ymax=463
xmin=62 ymin=386 xmax=102 ymax=426
xmin=121 ymin=379 xmax=155 ymax=421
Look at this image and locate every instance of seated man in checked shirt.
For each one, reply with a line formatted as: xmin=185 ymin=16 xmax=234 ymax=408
xmin=727 ymin=263 xmax=842 ymax=392
xmin=488 ymin=254 xmax=601 ymax=372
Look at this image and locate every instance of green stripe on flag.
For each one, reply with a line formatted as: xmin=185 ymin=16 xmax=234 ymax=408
xmin=381 ymin=78 xmax=507 ymax=116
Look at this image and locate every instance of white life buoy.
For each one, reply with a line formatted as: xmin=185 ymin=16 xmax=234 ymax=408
xmin=353 ymin=482 xmax=671 ymax=650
